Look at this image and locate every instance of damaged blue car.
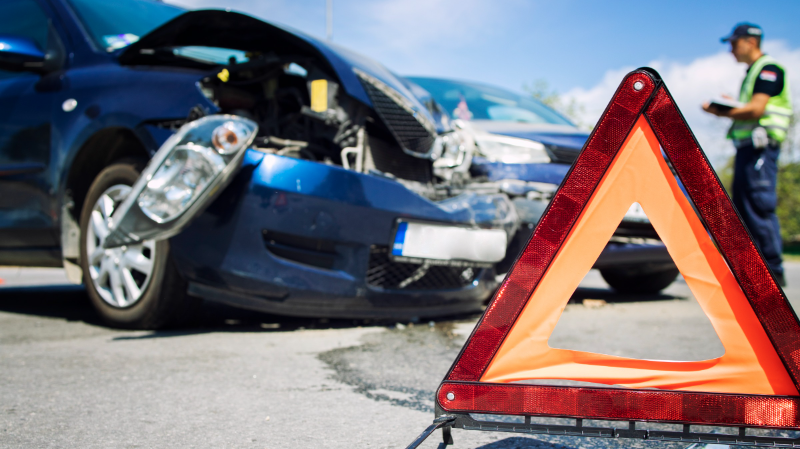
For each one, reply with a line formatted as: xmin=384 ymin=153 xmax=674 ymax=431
xmin=0 ymin=0 xmax=674 ymax=329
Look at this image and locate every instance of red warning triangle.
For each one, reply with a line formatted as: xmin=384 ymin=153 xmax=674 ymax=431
xmin=437 ymin=69 xmax=800 ymax=429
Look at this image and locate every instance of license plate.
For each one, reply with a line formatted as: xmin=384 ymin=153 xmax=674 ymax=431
xmin=623 ymin=202 xmax=650 ymax=223
xmin=391 ymin=220 xmax=507 ymax=267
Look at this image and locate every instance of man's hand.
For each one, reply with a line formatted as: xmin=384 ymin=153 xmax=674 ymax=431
xmin=729 ymin=93 xmax=770 ymax=120
xmin=702 ymin=93 xmax=770 ymax=120
xmin=702 ymin=102 xmax=729 ymax=117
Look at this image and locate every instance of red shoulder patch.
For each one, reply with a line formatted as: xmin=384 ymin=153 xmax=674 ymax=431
xmin=760 ymin=70 xmax=778 ymax=82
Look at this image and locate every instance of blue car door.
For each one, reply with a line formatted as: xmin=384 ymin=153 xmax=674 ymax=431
xmin=0 ymin=0 xmax=59 ymax=263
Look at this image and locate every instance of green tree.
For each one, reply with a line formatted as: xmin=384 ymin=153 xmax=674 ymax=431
xmin=523 ymin=79 xmax=588 ymax=128
xmin=717 ymin=154 xmax=735 ymax=193
xmin=777 ymin=109 xmax=800 ymax=243
xmin=777 ymin=161 xmax=800 ymax=243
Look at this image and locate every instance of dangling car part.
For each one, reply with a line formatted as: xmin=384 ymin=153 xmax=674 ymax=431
xmin=104 ymin=115 xmax=257 ymax=247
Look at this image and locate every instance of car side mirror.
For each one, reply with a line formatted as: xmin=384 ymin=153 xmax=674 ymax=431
xmin=0 ymin=35 xmax=47 ymax=73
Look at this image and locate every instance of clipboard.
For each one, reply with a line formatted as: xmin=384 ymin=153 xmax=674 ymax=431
xmin=708 ymin=97 xmax=743 ymax=111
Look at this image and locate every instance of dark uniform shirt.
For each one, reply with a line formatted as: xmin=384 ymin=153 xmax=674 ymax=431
xmin=748 ymin=62 xmax=785 ymax=97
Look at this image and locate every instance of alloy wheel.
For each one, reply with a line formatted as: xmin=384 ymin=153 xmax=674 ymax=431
xmin=85 ymin=184 xmax=157 ymax=308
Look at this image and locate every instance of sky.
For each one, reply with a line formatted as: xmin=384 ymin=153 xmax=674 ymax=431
xmin=166 ymin=0 xmax=800 ymax=166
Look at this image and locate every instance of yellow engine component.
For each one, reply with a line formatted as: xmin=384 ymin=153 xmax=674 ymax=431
xmin=310 ymin=79 xmax=328 ymax=112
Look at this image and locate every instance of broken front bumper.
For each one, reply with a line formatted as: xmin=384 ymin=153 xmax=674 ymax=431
xmin=167 ymin=150 xmax=509 ymax=319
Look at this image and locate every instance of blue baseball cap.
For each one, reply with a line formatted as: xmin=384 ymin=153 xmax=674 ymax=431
xmin=721 ymin=22 xmax=763 ymax=42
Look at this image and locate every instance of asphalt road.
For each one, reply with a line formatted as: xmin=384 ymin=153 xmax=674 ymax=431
xmin=2 ymin=264 xmax=800 ymax=448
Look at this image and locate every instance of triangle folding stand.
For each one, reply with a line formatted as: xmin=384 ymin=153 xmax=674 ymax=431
xmin=406 ymin=68 xmax=800 ymax=448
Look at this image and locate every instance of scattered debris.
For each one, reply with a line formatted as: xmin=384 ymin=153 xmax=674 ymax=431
xmin=582 ymin=299 xmax=608 ymax=309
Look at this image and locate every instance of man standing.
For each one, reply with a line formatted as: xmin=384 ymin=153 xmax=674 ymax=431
xmin=703 ymin=22 xmax=793 ymax=286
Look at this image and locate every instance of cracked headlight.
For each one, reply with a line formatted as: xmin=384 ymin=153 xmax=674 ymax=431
xmin=475 ymin=134 xmax=550 ymax=164
xmin=137 ymin=143 xmax=227 ymax=223
xmin=104 ymin=115 xmax=257 ymax=247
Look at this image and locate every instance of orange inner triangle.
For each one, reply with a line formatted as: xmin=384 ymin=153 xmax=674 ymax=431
xmin=481 ymin=116 xmax=798 ymax=396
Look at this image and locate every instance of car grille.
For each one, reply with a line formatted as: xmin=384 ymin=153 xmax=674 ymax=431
xmin=366 ymin=246 xmax=480 ymax=290
xmin=367 ymin=135 xmax=433 ymax=183
xmin=356 ymin=70 xmax=436 ymax=157
xmin=546 ymin=145 xmax=580 ymax=165
xmin=263 ymin=230 xmax=337 ymax=269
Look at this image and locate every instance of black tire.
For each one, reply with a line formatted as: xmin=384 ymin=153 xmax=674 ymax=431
xmin=600 ymin=267 xmax=680 ymax=295
xmin=79 ymin=159 xmax=197 ymax=329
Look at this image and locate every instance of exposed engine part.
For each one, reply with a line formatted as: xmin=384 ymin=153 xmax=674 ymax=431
xmin=199 ymin=55 xmax=361 ymax=164
xmin=340 ymin=128 xmax=366 ymax=172
xmin=267 ymin=136 xmax=309 ymax=148
xmin=197 ymin=54 xmax=541 ymax=207
xmin=276 ymin=146 xmax=316 ymax=161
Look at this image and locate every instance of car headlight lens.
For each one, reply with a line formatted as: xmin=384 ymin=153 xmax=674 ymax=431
xmin=138 ymin=144 xmax=226 ymax=222
xmin=137 ymin=116 xmax=257 ymax=223
xmin=475 ymin=134 xmax=550 ymax=164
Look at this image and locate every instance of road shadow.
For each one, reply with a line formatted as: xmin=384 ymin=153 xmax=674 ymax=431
xmin=0 ymin=284 xmax=481 ymax=339
xmin=470 ymin=437 xmax=574 ymax=448
xmin=568 ymin=285 xmax=685 ymax=304
xmin=0 ymin=284 xmax=104 ymax=325
xmin=110 ymin=300 xmax=424 ymax=340
xmin=0 ymin=278 xmax=685 ymax=338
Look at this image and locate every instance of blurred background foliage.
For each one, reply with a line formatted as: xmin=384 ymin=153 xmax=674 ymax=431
xmin=524 ymin=79 xmax=589 ymax=128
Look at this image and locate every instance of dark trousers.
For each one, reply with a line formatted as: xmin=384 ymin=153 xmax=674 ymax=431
xmin=732 ymin=142 xmax=783 ymax=276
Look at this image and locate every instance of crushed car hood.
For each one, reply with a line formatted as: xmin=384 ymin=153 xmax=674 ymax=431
xmin=118 ymin=10 xmax=440 ymax=131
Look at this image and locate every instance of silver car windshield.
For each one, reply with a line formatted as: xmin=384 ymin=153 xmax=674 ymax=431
xmin=408 ymin=77 xmax=574 ymax=126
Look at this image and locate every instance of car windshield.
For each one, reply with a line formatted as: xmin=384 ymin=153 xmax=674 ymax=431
xmin=408 ymin=77 xmax=574 ymax=126
xmin=66 ymin=0 xmax=184 ymax=52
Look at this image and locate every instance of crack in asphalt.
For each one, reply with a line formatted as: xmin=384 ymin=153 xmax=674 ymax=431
xmin=318 ymin=322 xmax=464 ymax=413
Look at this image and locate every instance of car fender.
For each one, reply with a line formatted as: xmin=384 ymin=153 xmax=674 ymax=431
xmin=54 ymin=64 xmax=213 ymax=281
xmin=55 ymin=64 xmax=212 ymax=194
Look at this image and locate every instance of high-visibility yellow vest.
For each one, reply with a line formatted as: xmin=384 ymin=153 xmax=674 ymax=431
xmin=728 ymin=55 xmax=793 ymax=143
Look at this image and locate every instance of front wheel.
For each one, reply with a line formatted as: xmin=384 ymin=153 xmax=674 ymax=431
xmin=79 ymin=159 xmax=197 ymax=329
xmin=600 ymin=266 xmax=680 ymax=295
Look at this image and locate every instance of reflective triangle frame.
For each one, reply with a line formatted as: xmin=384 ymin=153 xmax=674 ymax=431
xmin=423 ymin=68 xmax=800 ymax=444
